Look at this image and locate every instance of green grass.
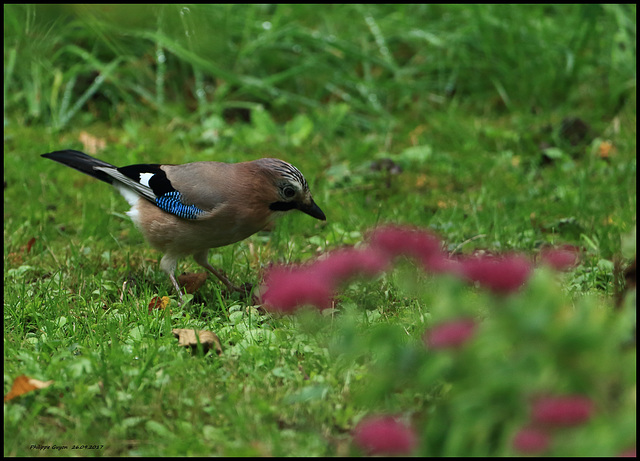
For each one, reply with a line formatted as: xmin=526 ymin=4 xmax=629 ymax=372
xmin=4 ymin=4 xmax=636 ymax=456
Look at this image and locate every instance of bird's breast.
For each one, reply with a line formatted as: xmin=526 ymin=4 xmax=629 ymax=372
xmin=129 ymin=198 xmax=275 ymax=256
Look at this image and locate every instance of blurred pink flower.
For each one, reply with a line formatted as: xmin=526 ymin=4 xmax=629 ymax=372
xmin=531 ymin=395 xmax=594 ymax=427
xmin=460 ymin=253 xmax=532 ymax=294
xmin=423 ymin=317 xmax=477 ymax=349
xmin=310 ymin=247 xmax=390 ymax=285
xmin=421 ymin=253 xmax=464 ymax=276
xmin=618 ymin=446 xmax=636 ymax=457
xmin=368 ymin=225 xmax=442 ymax=262
xmin=353 ymin=415 xmax=418 ymax=456
xmin=512 ymin=427 xmax=551 ymax=454
xmin=260 ymin=266 xmax=333 ymax=312
xmin=540 ymin=245 xmax=579 ymax=271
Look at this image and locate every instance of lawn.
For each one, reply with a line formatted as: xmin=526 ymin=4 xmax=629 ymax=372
xmin=4 ymin=4 xmax=636 ymax=456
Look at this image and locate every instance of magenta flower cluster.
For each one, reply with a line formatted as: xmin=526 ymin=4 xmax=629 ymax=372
xmin=512 ymin=394 xmax=595 ymax=454
xmin=539 ymin=245 xmax=580 ymax=271
xmin=352 ymin=415 xmax=418 ymax=456
xmin=261 ymin=224 xmax=578 ymax=313
xmin=531 ymin=395 xmax=594 ymax=427
xmin=423 ymin=317 xmax=477 ymax=350
xmin=260 ymin=247 xmax=389 ymax=312
xmin=259 ymin=224 xmax=612 ymax=456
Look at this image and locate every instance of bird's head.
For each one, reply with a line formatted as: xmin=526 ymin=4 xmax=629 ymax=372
xmin=256 ymin=158 xmax=326 ymax=221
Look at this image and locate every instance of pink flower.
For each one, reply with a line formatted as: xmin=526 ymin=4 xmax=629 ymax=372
xmin=618 ymin=446 xmax=636 ymax=457
xmin=512 ymin=427 xmax=551 ymax=454
xmin=368 ymin=225 xmax=442 ymax=262
xmin=540 ymin=245 xmax=579 ymax=271
xmin=260 ymin=266 xmax=333 ymax=312
xmin=460 ymin=253 xmax=532 ymax=294
xmin=353 ymin=415 xmax=418 ymax=456
xmin=531 ymin=395 xmax=594 ymax=427
xmin=423 ymin=317 xmax=477 ymax=349
xmin=310 ymin=247 xmax=390 ymax=285
xmin=421 ymin=253 xmax=464 ymax=276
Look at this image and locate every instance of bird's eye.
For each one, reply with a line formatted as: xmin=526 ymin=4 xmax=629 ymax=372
xmin=283 ymin=186 xmax=296 ymax=198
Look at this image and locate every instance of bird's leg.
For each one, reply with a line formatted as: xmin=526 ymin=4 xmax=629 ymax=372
xmin=193 ymin=251 xmax=256 ymax=301
xmin=168 ymin=272 xmax=185 ymax=305
xmin=161 ymin=253 xmax=185 ymax=304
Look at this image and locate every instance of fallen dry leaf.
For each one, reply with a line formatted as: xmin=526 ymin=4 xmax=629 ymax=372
xmin=172 ymin=329 xmax=222 ymax=356
xmin=409 ymin=124 xmax=426 ymax=145
xmin=598 ymin=140 xmax=615 ymax=159
xmin=177 ymin=272 xmax=208 ymax=294
xmin=7 ymin=237 xmax=39 ymax=265
xmin=7 ymin=252 xmax=22 ymax=265
xmin=78 ymin=131 xmax=107 ymax=154
xmin=4 ymin=375 xmax=54 ymax=402
xmin=415 ymin=174 xmax=427 ymax=188
xmin=148 ymin=296 xmax=171 ymax=313
xmin=26 ymin=237 xmax=36 ymax=254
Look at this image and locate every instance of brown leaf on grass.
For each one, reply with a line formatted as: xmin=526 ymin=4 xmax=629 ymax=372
xmin=7 ymin=237 xmax=38 ymax=265
xmin=78 ymin=131 xmax=107 ymax=154
xmin=7 ymin=252 xmax=22 ymax=265
xmin=26 ymin=237 xmax=36 ymax=254
xmin=148 ymin=296 xmax=171 ymax=313
xmin=598 ymin=140 xmax=615 ymax=159
xmin=409 ymin=124 xmax=426 ymax=146
xmin=172 ymin=329 xmax=222 ymax=356
xmin=178 ymin=272 xmax=208 ymax=294
xmin=4 ymin=375 xmax=54 ymax=402
xmin=415 ymin=174 xmax=427 ymax=188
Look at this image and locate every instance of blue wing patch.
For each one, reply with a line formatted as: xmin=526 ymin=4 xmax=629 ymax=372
xmin=155 ymin=191 xmax=206 ymax=220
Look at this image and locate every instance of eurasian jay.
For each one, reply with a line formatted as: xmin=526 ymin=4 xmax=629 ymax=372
xmin=42 ymin=150 xmax=326 ymax=302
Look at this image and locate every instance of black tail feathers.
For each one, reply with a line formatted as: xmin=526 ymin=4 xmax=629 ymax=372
xmin=41 ymin=150 xmax=116 ymax=184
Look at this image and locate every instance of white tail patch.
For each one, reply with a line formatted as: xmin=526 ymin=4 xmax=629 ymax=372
xmin=114 ymin=185 xmax=142 ymax=225
xmin=126 ymin=207 xmax=140 ymax=223
xmin=139 ymin=172 xmax=155 ymax=187
xmin=114 ymin=184 xmax=141 ymax=207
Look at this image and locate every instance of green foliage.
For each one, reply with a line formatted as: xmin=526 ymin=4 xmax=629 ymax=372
xmin=3 ymin=4 xmax=636 ymax=457
xmin=329 ymin=269 xmax=636 ymax=456
xmin=4 ymin=4 xmax=636 ymax=130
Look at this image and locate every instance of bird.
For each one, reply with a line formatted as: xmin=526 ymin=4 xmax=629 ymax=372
xmin=41 ymin=149 xmax=326 ymax=303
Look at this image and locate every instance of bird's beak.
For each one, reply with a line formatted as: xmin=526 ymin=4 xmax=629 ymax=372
xmin=300 ymin=199 xmax=326 ymax=221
